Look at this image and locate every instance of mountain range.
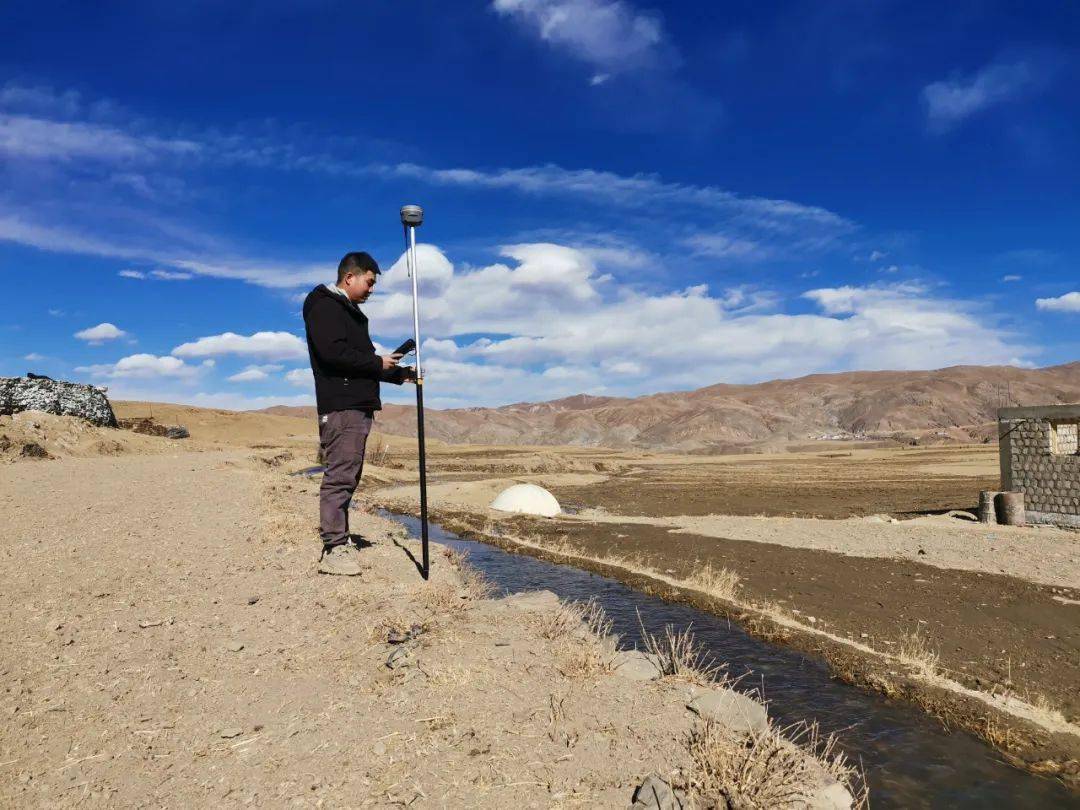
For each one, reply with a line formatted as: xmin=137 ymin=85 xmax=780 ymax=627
xmin=261 ymin=362 xmax=1080 ymax=451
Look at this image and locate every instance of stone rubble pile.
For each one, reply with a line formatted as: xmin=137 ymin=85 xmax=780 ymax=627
xmin=1 ymin=376 xmax=118 ymax=427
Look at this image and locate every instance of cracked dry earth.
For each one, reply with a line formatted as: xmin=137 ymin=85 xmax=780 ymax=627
xmin=0 ymin=450 xmax=728 ymax=807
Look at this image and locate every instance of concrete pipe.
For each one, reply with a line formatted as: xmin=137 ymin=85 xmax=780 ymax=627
xmin=994 ymin=491 xmax=1026 ymax=527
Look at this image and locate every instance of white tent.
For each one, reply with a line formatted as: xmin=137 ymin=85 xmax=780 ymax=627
xmin=490 ymin=483 xmax=562 ymax=517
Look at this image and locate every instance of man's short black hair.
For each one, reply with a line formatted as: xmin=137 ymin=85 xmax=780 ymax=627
xmin=337 ymin=251 xmax=380 ymax=283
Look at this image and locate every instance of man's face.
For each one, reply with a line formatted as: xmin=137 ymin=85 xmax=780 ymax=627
xmin=343 ymin=270 xmax=377 ymax=303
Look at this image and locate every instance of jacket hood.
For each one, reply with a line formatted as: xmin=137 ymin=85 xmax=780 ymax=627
xmin=304 ymin=284 xmax=362 ymax=319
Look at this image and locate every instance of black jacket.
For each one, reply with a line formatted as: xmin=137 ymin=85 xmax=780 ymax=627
xmin=302 ymin=284 xmax=406 ymax=414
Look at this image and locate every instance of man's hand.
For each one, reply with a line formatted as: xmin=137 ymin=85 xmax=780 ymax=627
xmin=400 ymin=365 xmax=418 ymax=384
xmin=380 ymin=353 xmax=403 ymax=371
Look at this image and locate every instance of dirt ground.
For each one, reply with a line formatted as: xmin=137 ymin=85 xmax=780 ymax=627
xmin=5 ymin=403 xmax=1079 ymax=796
xmin=546 ymin=447 xmax=1001 ymax=519
xmin=0 ymin=434 xmax=855 ymax=807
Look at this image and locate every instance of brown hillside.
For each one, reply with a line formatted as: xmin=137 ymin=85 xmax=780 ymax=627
xmin=259 ymin=362 xmax=1080 ymax=451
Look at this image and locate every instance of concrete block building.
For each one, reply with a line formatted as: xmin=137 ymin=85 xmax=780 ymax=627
xmin=998 ymin=404 xmax=1080 ymax=528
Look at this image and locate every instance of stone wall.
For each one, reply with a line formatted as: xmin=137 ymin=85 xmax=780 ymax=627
xmin=0 ymin=376 xmax=118 ymax=428
xmin=999 ymin=405 xmax=1080 ymax=528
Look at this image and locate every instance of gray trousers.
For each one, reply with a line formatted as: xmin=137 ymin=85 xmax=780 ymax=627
xmin=318 ymin=409 xmax=373 ymax=549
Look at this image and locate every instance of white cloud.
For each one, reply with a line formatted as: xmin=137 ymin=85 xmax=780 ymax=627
xmin=285 ymin=368 xmax=312 ymax=387
xmin=880 ymin=264 xmax=900 ymax=274
xmin=1035 ymin=292 xmax=1080 ymax=313
xmin=922 ymin=59 xmax=1047 ymax=131
xmin=0 ymin=113 xmax=200 ymax=162
xmin=23 ymin=352 xmax=45 ymax=361
xmin=227 ymin=363 xmax=285 ymax=383
xmin=366 ymin=245 xmax=1029 ymax=405
xmin=377 ymin=242 xmax=603 ymax=341
xmin=869 ymin=250 xmax=886 ymax=262
xmin=75 ymin=353 xmax=200 ymax=380
xmin=682 ymin=234 xmax=768 ymax=260
xmin=74 ymin=322 xmax=127 ymax=342
xmin=1001 ymin=274 xmax=1022 ymax=282
xmin=0 ymin=83 xmax=81 ymax=117
xmin=0 ymin=83 xmax=851 ymax=289
xmin=47 ymin=308 xmax=64 ymax=317
xmin=492 ymin=0 xmax=670 ymax=76
xmin=384 ymin=162 xmax=852 ymax=234
xmin=171 ymin=331 xmax=308 ymax=361
xmin=0 ymin=213 xmax=329 ymax=290
xmin=121 ymin=268 xmax=192 ymax=281
xmin=227 ymin=369 xmax=265 ymax=382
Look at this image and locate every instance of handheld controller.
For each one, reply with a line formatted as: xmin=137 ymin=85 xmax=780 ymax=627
xmin=392 ymin=338 xmax=416 ymax=357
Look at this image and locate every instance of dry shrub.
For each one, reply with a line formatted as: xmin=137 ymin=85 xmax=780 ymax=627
xmin=685 ymin=719 xmax=867 ymax=810
xmin=687 ymin=564 xmax=741 ymax=602
xmin=368 ymin=612 xmax=425 ymax=645
xmin=542 ymin=599 xmax=619 ymax=678
xmin=443 ymin=548 xmax=494 ymax=600
xmin=557 ymin=637 xmax=618 ymax=678
xmin=417 ymin=582 xmax=469 ymax=617
xmin=260 ymin=473 xmax=319 ymax=545
xmin=638 ymin=612 xmax=727 ymax=686
xmin=367 ymin=433 xmax=393 ymax=467
xmin=538 ymin=597 xmax=612 ymax=641
xmin=1025 ymin=691 xmax=1067 ymax=725
xmin=897 ymin=627 xmax=939 ymax=677
xmin=415 ymin=550 xmax=493 ymax=616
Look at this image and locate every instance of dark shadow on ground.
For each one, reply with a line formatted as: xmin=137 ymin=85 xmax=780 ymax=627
xmin=391 ymin=535 xmax=425 ymax=578
xmin=349 ymin=533 xmax=375 ymax=550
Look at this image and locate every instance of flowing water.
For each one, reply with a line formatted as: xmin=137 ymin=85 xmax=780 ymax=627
xmin=389 ymin=513 xmax=1078 ymax=809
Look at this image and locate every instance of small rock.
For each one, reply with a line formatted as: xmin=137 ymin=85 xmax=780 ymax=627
xmin=246 ymin=596 xmax=260 ymax=605
xmin=612 ymin=650 xmax=662 ymax=681
xmin=220 ymin=727 xmax=243 ymax=739
xmin=227 ymin=642 xmax=245 ymax=653
xmin=499 ymin=590 xmax=561 ymax=613
xmin=165 ymin=425 xmax=190 ymax=439
xmin=808 ymin=777 xmax=855 ymax=810
xmin=686 ymin=688 xmax=769 ymax=736
xmin=629 ymin=774 xmax=690 ymax=810
xmin=372 ymin=741 xmax=387 ymax=756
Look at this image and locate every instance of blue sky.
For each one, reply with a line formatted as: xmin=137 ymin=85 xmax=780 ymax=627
xmin=1 ymin=0 xmax=1077 ymax=409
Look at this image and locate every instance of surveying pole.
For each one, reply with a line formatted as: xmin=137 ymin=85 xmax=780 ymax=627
xmin=400 ymin=204 xmax=429 ymax=580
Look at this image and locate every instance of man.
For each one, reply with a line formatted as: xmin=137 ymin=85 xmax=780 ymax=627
xmin=303 ymin=251 xmax=415 ymax=576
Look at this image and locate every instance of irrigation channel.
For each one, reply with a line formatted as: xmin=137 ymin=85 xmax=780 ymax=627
xmin=387 ymin=512 xmax=1078 ymax=808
